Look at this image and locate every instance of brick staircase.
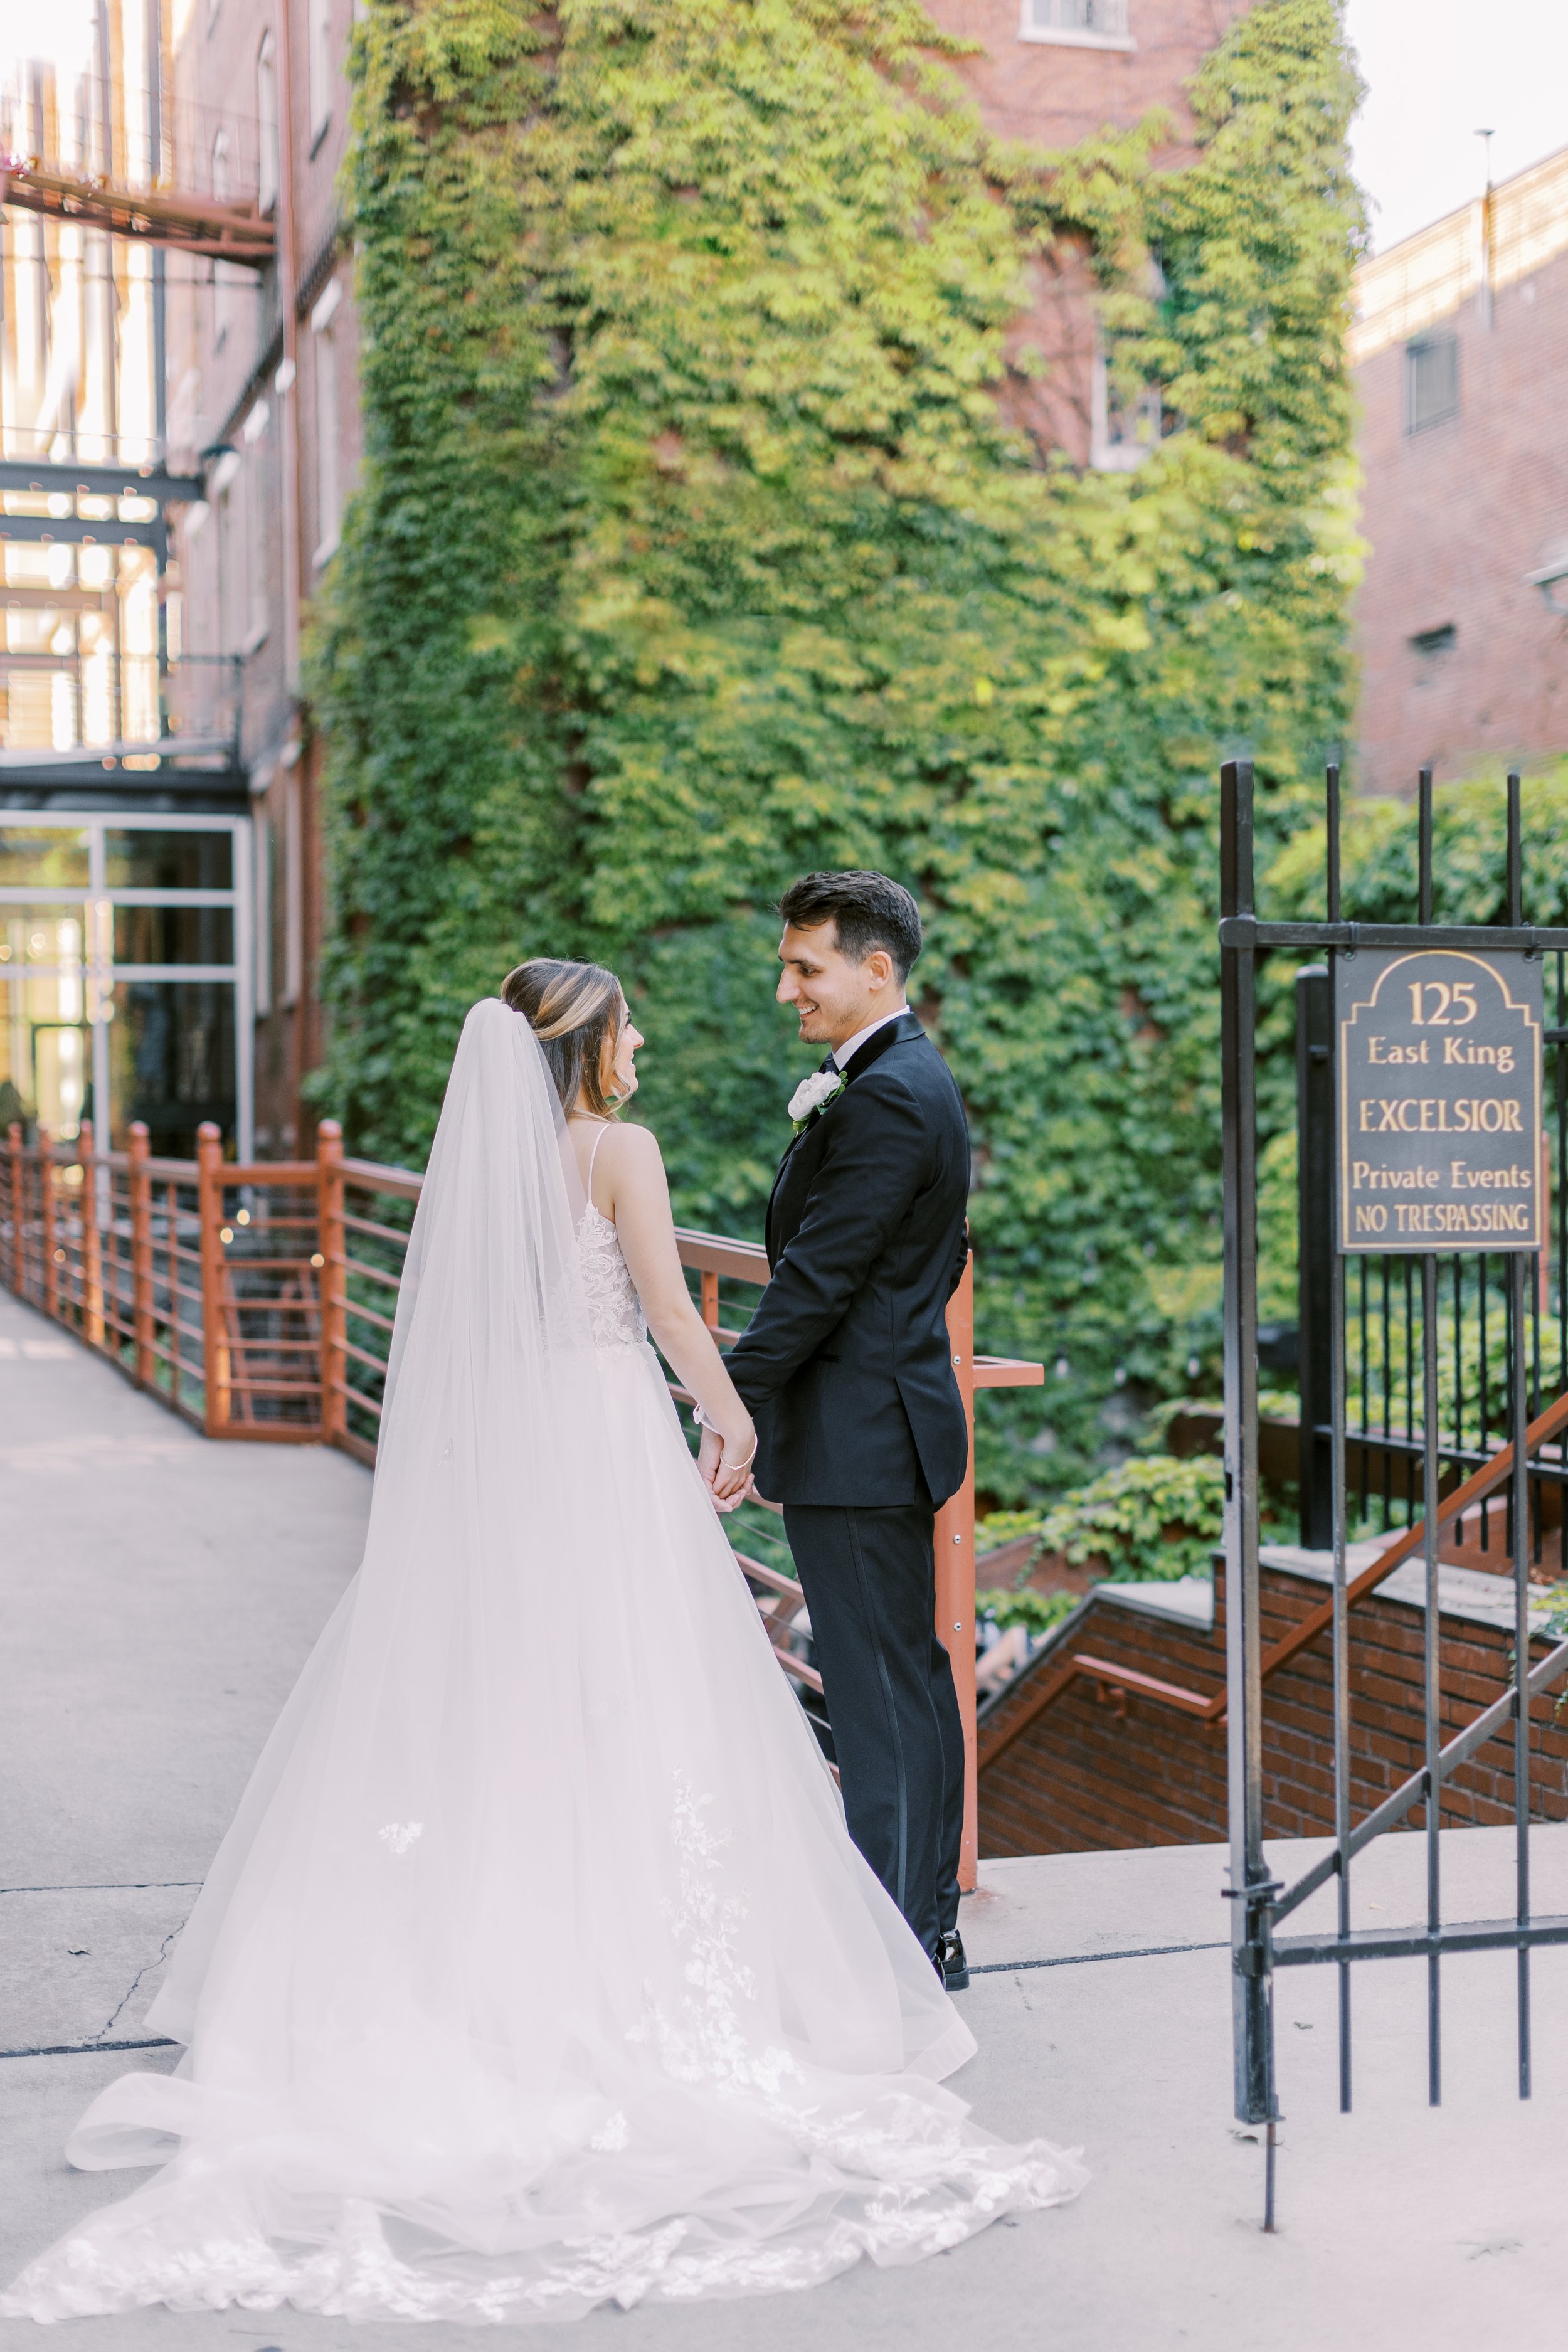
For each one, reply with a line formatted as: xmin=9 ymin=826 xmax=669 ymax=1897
xmin=977 ymin=1549 xmax=1568 ymax=1856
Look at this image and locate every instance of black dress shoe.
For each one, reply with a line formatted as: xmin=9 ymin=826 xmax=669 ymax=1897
xmin=937 ymin=1929 xmax=969 ymax=1992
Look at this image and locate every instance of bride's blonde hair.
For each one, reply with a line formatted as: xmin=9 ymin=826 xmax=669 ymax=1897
xmin=501 ymin=957 xmax=626 ymax=1116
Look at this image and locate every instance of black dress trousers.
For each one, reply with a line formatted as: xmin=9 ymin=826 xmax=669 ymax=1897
xmin=783 ymin=1501 xmax=964 ymax=1959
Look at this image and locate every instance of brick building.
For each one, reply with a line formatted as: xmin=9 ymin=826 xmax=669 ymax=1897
xmin=161 ymin=0 xmax=361 ymax=1157
xmin=930 ymin=0 xmax=1251 ymax=467
xmin=0 ymin=0 xmax=359 ymax=1163
xmin=1352 ymin=146 xmax=1568 ymax=798
xmin=209 ymin=0 xmax=1257 ymax=1154
xmin=0 ymin=1 xmax=1251 ymax=1162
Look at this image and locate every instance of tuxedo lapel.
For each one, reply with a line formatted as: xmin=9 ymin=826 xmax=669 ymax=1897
xmin=840 ymin=1009 xmax=924 ymax=1084
xmin=765 ymin=1018 xmax=924 ymax=1266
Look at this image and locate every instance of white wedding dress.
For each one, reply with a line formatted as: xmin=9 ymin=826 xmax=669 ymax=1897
xmin=2 ymin=1000 xmax=1084 ymax=2324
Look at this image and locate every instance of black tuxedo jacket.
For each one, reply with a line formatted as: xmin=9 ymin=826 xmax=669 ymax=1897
xmin=726 ymin=1011 xmax=970 ymax=1508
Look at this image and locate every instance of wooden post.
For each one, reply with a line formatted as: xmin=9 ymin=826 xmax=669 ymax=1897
xmin=38 ymin=1125 xmax=57 ymax=1323
xmin=6 ymin=1122 xmax=21 ymax=1296
xmin=317 ymin=1118 xmax=347 ymax=1443
xmin=129 ymin=1122 xmax=154 ymax=1387
xmin=701 ymin=1268 xmax=719 ymax=1333
xmin=196 ymin=1121 xmax=228 ymax=1436
xmin=934 ymin=1252 xmax=978 ymax=1894
xmin=79 ymin=1119 xmax=104 ymax=1349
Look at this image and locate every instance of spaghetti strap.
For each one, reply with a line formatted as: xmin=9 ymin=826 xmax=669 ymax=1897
xmin=585 ymin=1122 xmax=610 ymax=1217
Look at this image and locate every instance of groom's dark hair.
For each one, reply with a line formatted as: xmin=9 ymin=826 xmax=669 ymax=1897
xmin=778 ymin=871 xmax=923 ymax=982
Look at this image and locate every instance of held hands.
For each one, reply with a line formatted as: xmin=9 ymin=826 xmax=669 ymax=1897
xmin=698 ymin=1421 xmax=757 ymax=1514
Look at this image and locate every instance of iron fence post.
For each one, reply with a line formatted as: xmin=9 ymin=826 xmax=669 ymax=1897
xmin=1296 ymin=965 xmax=1334 ymax=1548
xmin=1508 ymin=769 xmax=1534 ymax=2098
xmin=1221 ymin=760 xmax=1275 ymax=2133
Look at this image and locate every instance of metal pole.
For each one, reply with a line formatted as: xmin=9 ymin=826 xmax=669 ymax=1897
xmin=1422 ymin=1249 xmax=1442 ymax=2104
xmin=1328 ymin=761 xmax=1352 ymax=2112
xmin=1221 ymin=760 xmax=1274 ymax=2146
xmin=1417 ymin=768 xmax=1441 ymax=2106
xmin=1512 ymin=1244 xmax=1532 ymax=2100
xmin=1507 ymin=769 xmax=1532 ymax=2097
xmin=1296 ymin=965 xmax=1333 ymax=1549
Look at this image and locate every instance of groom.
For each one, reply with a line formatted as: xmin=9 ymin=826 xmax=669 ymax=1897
xmin=703 ymin=871 xmax=972 ymax=1989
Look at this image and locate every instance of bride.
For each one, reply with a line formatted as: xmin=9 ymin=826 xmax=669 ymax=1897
xmin=3 ymin=966 xmax=1084 ymax=2324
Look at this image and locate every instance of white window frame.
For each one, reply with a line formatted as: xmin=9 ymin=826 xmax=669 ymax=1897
xmin=309 ymin=0 xmax=334 ymax=146
xmin=1089 ymin=351 xmax=1159 ymax=473
xmin=0 ymin=810 xmax=253 ymax=1162
xmin=1019 ymin=0 xmax=1135 ymax=53
xmin=211 ymin=129 xmax=234 ymax=351
xmin=312 ymin=278 xmax=342 ymax=567
xmin=257 ymin=31 xmax=280 ymax=216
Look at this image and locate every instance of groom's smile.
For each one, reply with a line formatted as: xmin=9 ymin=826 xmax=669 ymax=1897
xmin=776 ymin=919 xmax=905 ymax=1052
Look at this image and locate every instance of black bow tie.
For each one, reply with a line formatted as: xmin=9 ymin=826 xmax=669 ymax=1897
xmin=820 ymin=1052 xmax=837 ymax=1075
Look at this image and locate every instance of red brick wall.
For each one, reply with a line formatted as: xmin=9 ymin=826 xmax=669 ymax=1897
xmin=914 ymin=1 xmax=1256 ymax=464
xmin=1353 ymin=254 xmax=1568 ymax=799
xmin=924 ymin=0 xmax=1253 ymax=157
xmin=978 ymin=1561 xmax=1568 ymax=1855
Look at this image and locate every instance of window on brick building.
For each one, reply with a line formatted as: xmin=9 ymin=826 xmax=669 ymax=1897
xmin=257 ymin=33 xmax=279 ymax=216
xmin=312 ymin=279 xmax=342 ymax=566
xmin=1410 ymin=623 xmax=1456 ymax=659
xmin=211 ymin=130 xmax=235 ymax=352
xmin=1090 ymin=352 xmax=1159 ymax=472
xmin=1404 ymin=335 xmax=1459 ymax=433
xmin=309 ymin=0 xmax=334 ymax=146
xmin=1020 ymin=0 xmax=1133 ymax=48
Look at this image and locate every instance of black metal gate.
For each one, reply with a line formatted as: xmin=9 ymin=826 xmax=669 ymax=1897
xmin=1221 ymin=759 xmax=1568 ymax=2226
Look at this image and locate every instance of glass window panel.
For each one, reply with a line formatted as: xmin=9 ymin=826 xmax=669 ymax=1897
xmin=1 ymin=968 xmax=92 ymax=1135
xmin=32 ymin=1019 xmax=91 ymax=1138
xmin=0 ymin=827 xmax=90 ymax=886
xmin=113 ymin=904 xmax=235 ymax=965
xmin=104 ymin=829 xmax=233 ymax=889
xmin=110 ymin=980 xmax=236 ymax=1156
xmin=1 ymin=975 xmax=29 ymax=1127
xmin=0 ymin=908 xmax=87 ymax=970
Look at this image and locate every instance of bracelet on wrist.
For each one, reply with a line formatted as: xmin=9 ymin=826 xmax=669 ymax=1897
xmin=693 ymin=1402 xmax=756 ymax=1469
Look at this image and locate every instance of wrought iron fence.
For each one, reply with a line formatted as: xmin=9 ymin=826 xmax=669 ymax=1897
xmin=1222 ymin=760 xmax=1568 ymax=2230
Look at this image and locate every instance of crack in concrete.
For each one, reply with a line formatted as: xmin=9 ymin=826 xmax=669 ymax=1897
xmin=0 ymin=1881 xmax=204 ymax=1896
xmin=90 ymin=1922 xmax=186 ymax=2045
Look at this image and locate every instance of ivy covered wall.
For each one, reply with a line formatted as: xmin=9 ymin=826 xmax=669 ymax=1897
xmin=312 ymin=0 xmax=1364 ymax=1496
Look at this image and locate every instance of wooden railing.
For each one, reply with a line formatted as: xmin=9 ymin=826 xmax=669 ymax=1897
xmin=2 ymin=1117 xmax=1041 ymax=1891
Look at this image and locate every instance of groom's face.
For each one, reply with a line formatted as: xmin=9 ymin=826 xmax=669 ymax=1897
xmin=776 ymin=921 xmax=897 ymax=1049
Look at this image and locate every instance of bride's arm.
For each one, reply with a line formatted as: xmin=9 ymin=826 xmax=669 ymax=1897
xmin=597 ymin=1123 xmax=756 ymax=1499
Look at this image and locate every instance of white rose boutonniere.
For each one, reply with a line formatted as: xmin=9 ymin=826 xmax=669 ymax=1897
xmin=788 ymin=1068 xmax=847 ymax=1133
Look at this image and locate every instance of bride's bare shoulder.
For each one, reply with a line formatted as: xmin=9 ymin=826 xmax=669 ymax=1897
xmin=586 ymin=1118 xmax=665 ymax=1186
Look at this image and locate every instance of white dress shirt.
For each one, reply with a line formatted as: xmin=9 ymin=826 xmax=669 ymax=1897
xmin=833 ymin=1005 xmax=909 ymax=1071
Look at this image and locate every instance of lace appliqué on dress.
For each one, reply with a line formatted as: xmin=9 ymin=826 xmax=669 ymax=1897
xmin=576 ymin=1206 xmax=647 ymax=1350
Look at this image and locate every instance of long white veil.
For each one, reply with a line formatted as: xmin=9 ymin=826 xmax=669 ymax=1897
xmin=3 ymin=996 xmax=1084 ymax=2324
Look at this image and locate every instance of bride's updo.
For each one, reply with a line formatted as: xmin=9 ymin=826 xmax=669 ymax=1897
xmin=501 ymin=957 xmax=625 ymax=1115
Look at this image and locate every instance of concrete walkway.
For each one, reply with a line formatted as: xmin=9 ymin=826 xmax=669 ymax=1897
xmin=1 ymin=1286 xmax=1563 ymax=2349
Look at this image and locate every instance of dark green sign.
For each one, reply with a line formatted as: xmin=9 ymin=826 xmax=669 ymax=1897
xmin=1336 ymin=948 xmax=1543 ymax=1254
